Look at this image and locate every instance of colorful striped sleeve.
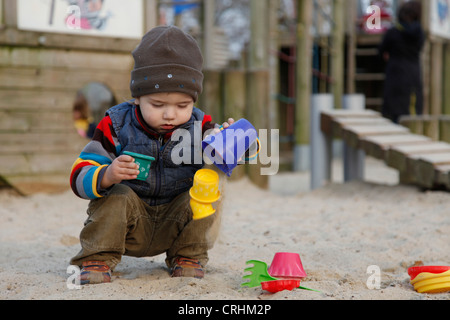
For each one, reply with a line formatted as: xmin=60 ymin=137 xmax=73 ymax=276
xmin=70 ymin=116 xmax=120 ymax=200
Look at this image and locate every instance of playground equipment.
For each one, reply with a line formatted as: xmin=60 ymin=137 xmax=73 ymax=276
xmin=312 ymin=93 xmax=450 ymax=192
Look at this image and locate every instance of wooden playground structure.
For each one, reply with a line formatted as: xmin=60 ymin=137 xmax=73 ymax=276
xmin=0 ymin=0 xmax=449 ymax=194
xmin=313 ymin=102 xmax=450 ymax=191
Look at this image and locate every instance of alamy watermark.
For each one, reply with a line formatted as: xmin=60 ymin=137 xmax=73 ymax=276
xmin=66 ymin=5 xmax=82 ymax=30
xmin=170 ymin=121 xmax=280 ymax=176
xmin=366 ymin=265 xmax=381 ymax=290
xmin=366 ymin=5 xmax=383 ymax=31
xmin=67 ymin=265 xmax=81 ymax=290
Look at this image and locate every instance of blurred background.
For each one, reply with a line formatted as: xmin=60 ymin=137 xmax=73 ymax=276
xmin=0 ymin=0 xmax=449 ymax=195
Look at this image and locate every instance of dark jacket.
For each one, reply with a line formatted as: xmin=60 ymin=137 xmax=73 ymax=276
xmin=379 ymin=21 xmax=425 ymax=121
xmin=70 ymin=101 xmax=211 ymax=206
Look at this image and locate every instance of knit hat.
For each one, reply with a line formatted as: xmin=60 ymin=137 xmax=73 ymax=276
xmin=130 ymin=26 xmax=204 ymax=102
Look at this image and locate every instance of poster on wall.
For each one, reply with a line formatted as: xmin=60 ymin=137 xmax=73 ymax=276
xmin=430 ymin=0 xmax=450 ymax=39
xmin=17 ymin=0 xmax=144 ymax=39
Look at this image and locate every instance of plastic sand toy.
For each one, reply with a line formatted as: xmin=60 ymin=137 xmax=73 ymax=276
xmin=241 ymin=254 xmax=320 ymax=293
xmin=408 ymin=266 xmax=450 ymax=293
xmin=268 ymin=252 xmax=307 ymax=280
xmin=202 ymin=118 xmax=260 ymax=177
xmin=189 ymin=169 xmax=220 ymax=220
xmin=407 ymin=265 xmax=450 ymax=281
xmin=261 ymin=280 xmax=301 ymax=293
xmin=123 ymin=151 xmax=155 ymax=181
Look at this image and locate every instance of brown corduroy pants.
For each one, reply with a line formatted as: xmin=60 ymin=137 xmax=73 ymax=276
xmin=70 ymin=184 xmax=219 ymax=271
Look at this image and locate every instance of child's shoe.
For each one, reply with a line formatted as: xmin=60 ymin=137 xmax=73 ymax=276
xmin=80 ymin=261 xmax=112 ymax=285
xmin=171 ymin=257 xmax=204 ymax=279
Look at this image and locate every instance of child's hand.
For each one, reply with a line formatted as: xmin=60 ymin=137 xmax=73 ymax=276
xmin=210 ymin=118 xmax=235 ymax=135
xmin=221 ymin=118 xmax=235 ymax=129
xmin=101 ymin=155 xmax=140 ymax=189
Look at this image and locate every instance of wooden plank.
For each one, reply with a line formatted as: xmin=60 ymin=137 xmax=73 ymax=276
xmin=386 ymin=141 xmax=450 ymax=171
xmin=0 ymin=47 xmax=133 ymax=71
xmin=434 ymin=164 xmax=450 ymax=188
xmin=330 ymin=117 xmax=391 ymax=137
xmin=0 ymin=88 xmax=77 ymax=111
xmin=0 ymin=67 xmax=130 ymax=92
xmin=0 ymin=154 xmax=31 ymax=176
xmin=0 ymin=132 xmax=86 ymax=154
xmin=360 ymin=134 xmax=431 ymax=159
xmin=407 ymin=152 xmax=450 ymax=188
xmin=321 ymin=109 xmax=382 ymax=136
xmin=399 ymin=115 xmax=424 ymax=135
xmin=0 ymin=111 xmax=77 ymax=133
xmin=321 ymin=109 xmax=380 ymax=118
xmin=0 ymin=27 xmax=139 ymax=53
xmin=341 ymin=124 xmax=410 ymax=149
xmin=1 ymin=174 xmax=71 ymax=196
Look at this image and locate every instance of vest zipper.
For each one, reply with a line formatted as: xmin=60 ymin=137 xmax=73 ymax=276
xmin=151 ymin=135 xmax=165 ymax=206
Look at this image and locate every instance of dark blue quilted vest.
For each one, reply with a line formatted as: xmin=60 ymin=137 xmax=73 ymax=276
xmin=107 ymin=102 xmax=205 ymax=206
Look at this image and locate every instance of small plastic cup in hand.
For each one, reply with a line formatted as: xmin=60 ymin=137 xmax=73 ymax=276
xmin=123 ymin=151 xmax=155 ymax=181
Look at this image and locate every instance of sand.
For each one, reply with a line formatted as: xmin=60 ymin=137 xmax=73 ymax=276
xmin=0 ymin=158 xmax=449 ymax=300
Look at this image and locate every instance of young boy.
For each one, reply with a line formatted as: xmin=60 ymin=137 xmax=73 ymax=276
xmin=69 ymin=25 xmax=233 ymax=284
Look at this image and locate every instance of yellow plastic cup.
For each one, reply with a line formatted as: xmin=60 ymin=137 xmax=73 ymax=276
xmin=189 ymin=169 xmax=220 ymax=203
xmin=190 ymin=199 xmax=216 ymax=220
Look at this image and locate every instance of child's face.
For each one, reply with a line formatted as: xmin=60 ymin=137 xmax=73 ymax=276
xmin=135 ymin=92 xmax=194 ymax=134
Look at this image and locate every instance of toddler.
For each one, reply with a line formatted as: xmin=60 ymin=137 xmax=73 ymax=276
xmin=69 ymin=25 xmax=233 ymax=284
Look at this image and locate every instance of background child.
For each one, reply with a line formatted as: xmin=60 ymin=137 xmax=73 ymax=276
xmin=69 ymin=25 xmax=233 ymax=285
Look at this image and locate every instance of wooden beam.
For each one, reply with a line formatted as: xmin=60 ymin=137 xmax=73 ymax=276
xmin=361 ymin=134 xmax=431 ymax=159
xmin=247 ymin=0 xmax=269 ymax=188
xmin=144 ymin=0 xmax=158 ymax=32
xmin=295 ymin=0 xmax=313 ymax=146
xmin=430 ymin=40 xmax=443 ymax=116
xmin=332 ymin=0 xmax=345 ymax=109
xmin=3 ymin=0 xmax=16 ymax=27
xmin=386 ymin=142 xmax=450 ymax=172
xmin=340 ymin=123 xmax=410 ymax=149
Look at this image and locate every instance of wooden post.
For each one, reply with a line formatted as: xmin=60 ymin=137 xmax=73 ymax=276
xmin=346 ymin=0 xmax=357 ymax=94
xmin=200 ymin=70 xmax=223 ymax=124
xmin=247 ymin=0 xmax=270 ymax=188
xmin=144 ymin=0 xmax=158 ymax=32
xmin=268 ymin=0 xmax=280 ymax=131
xmin=202 ymin=0 xmax=215 ymax=70
xmin=439 ymin=115 xmax=450 ymax=143
xmin=430 ymin=40 xmax=443 ymax=116
xmin=310 ymin=94 xmax=333 ymax=189
xmin=332 ymin=0 xmax=345 ymax=109
xmin=342 ymin=94 xmax=366 ymax=182
xmin=223 ymin=70 xmax=246 ymax=180
xmin=294 ymin=0 xmax=314 ymax=171
xmin=3 ymin=0 xmax=17 ymax=27
xmin=444 ymin=44 xmax=450 ymax=115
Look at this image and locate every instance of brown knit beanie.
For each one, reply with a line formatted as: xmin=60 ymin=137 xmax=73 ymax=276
xmin=130 ymin=26 xmax=204 ymax=102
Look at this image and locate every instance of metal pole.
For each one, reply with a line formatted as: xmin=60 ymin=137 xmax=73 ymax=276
xmin=342 ymin=94 xmax=366 ymax=181
xmin=310 ymin=94 xmax=334 ymax=190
